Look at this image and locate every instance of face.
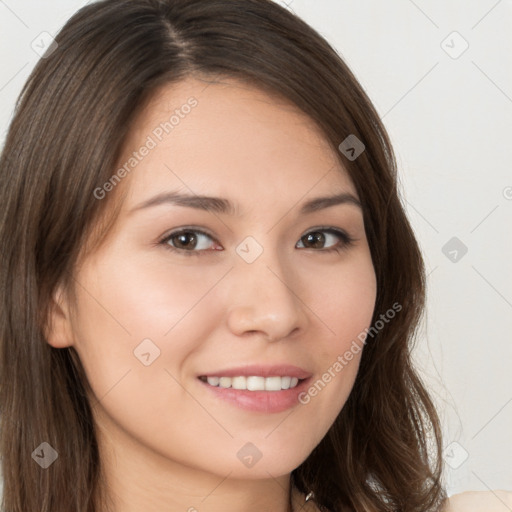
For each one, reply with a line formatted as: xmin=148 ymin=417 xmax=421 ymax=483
xmin=49 ymin=77 xmax=377 ymax=483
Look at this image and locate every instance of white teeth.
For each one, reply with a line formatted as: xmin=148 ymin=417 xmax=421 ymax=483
xmin=281 ymin=376 xmax=291 ymax=389
xmin=264 ymin=376 xmax=282 ymax=391
xmin=247 ymin=376 xmax=265 ymax=391
xmin=207 ymin=376 xmax=220 ymax=386
xmin=219 ymin=376 xmax=231 ymax=388
xmin=203 ymin=375 xmax=302 ymax=391
xmin=231 ymin=376 xmax=246 ymax=389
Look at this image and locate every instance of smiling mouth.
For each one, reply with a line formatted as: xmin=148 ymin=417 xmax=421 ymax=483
xmin=198 ymin=375 xmax=305 ymax=391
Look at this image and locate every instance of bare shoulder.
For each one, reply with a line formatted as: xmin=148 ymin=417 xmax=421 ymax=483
xmin=443 ymin=490 xmax=512 ymax=511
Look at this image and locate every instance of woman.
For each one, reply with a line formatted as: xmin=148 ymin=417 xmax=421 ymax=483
xmin=0 ymin=1 xmax=508 ymax=511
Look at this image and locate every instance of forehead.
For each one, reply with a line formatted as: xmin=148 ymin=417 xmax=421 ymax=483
xmin=117 ymin=76 xmax=357 ymax=211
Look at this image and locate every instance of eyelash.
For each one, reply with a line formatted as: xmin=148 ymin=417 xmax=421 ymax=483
xmin=157 ymin=226 xmax=357 ymax=257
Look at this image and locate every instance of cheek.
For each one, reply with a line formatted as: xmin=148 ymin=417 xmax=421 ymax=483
xmin=75 ymin=250 xmax=225 ymax=345
xmin=68 ymin=253 xmax=234 ymax=412
xmin=68 ymin=262 xmax=220 ymax=448
xmin=314 ymin=250 xmax=377 ymax=348
xmin=298 ymin=251 xmax=376 ymax=409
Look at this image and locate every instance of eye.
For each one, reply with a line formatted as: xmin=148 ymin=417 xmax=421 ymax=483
xmin=296 ymin=228 xmax=356 ymax=253
xmin=158 ymin=226 xmax=356 ymax=256
xmin=159 ymin=228 xmax=219 ymax=256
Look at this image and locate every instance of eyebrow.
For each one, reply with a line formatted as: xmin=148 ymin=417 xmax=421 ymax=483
xmin=129 ymin=191 xmax=362 ymax=217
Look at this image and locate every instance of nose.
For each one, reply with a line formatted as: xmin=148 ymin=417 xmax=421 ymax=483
xmin=225 ymin=248 xmax=309 ymax=342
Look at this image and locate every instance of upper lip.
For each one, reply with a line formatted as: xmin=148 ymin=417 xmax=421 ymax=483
xmin=198 ymin=364 xmax=312 ymax=380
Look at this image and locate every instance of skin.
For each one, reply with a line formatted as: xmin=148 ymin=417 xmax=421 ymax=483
xmin=46 ymin=76 xmax=377 ymax=512
xmin=444 ymin=491 xmax=512 ymax=511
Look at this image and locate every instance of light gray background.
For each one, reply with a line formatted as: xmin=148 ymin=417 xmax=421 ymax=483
xmin=0 ymin=0 xmax=511 ymax=498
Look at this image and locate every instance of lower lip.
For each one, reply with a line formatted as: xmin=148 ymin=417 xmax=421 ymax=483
xmin=197 ymin=377 xmax=312 ymax=413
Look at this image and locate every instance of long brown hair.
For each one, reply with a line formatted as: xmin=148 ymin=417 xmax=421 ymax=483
xmin=0 ymin=1 xmax=446 ymax=510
